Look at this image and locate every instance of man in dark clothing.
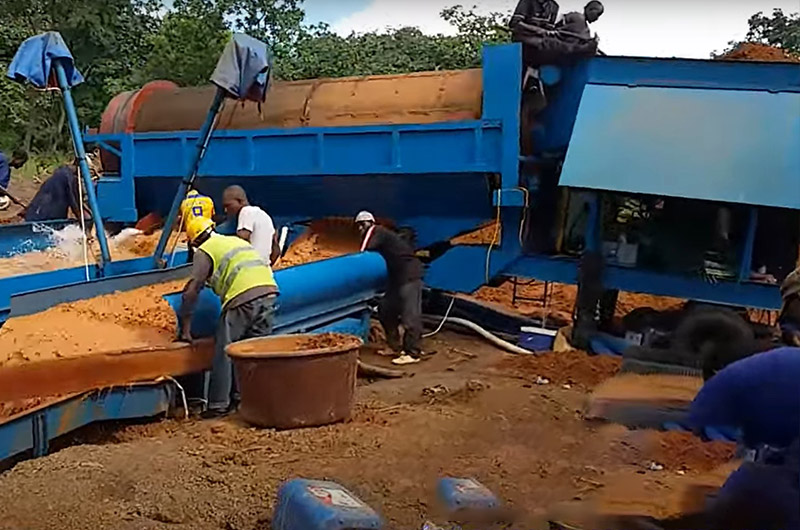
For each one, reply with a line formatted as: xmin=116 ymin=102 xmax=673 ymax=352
xmin=510 ymin=0 xmax=560 ymax=26
xmin=24 ymin=162 xmax=87 ymax=222
xmin=0 ymin=149 xmax=28 ymax=210
xmin=557 ymin=0 xmax=604 ymax=39
xmin=356 ymin=211 xmax=424 ymax=366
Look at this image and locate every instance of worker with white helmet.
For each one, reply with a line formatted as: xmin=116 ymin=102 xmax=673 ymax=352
xmin=356 ymin=211 xmax=425 ymax=365
xmin=179 ymin=216 xmax=279 ymax=418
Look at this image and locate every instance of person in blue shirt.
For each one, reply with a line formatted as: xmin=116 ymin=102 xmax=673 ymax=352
xmin=688 ymin=347 xmax=800 ymax=529
xmin=0 ymin=149 xmax=28 ymax=210
xmin=24 ymin=160 xmax=91 ymax=222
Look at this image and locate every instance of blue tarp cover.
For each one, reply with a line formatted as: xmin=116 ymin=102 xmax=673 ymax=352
xmin=7 ymin=32 xmax=83 ymax=89
xmin=211 ymin=33 xmax=271 ymax=102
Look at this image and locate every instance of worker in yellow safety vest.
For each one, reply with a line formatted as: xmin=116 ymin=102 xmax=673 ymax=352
xmin=180 ymin=188 xmax=215 ymax=229
xmin=179 ymin=216 xmax=279 ymax=419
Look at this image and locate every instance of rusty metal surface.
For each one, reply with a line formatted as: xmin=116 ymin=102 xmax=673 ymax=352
xmin=129 ymin=69 xmax=483 ymax=132
xmin=228 ymin=334 xmax=361 ymax=429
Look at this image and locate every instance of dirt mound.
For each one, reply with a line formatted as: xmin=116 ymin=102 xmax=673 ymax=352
xmin=494 ymin=350 xmax=621 ymax=389
xmin=720 ymin=42 xmax=800 ymax=62
xmin=649 ymin=431 xmax=736 ymax=472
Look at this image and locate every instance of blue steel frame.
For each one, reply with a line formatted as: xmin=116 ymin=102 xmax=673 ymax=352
xmin=82 ymin=45 xmax=797 ymax=310
xmin=427 ymin=53 xmax=798 ymax=311
xmin=0 ymin=253 xmax=382 ymax=464
xmin=0 ymin=383 xmax=174 ymax=461
xmin=85 ymin=44 xmax=523 ymax=240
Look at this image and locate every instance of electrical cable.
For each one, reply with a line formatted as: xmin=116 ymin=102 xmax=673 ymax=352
xmin=486 ymin=190 xmax=502 ymax=283
xmin=423 ymin=296 xmax=456 ymax=338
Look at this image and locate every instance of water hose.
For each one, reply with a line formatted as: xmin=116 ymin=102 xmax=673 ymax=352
xmin=427 ymin=315 xmax=533 ymax=355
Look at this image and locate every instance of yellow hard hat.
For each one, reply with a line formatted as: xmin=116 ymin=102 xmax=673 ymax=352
xmin=185 ymin=216 xmax=214 ymax=243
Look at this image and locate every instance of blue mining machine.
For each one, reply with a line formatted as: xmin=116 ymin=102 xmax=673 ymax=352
xmin=88 ymin=42 xmax=799 ymax=343
xmin=0 ymin=29 xmax=798 ymax=461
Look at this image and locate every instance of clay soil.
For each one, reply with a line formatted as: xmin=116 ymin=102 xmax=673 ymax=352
xmin=720 ymin=42 xmax=800 ymax=63
xmin=0 ymin=279 xmax=184 ymax=369
xmin=472 ymin=279 xmax=684 ymax=325
xmin=0 ymin=331 xmax=737 ymax=529
xmin=491 ymin=349 xmax=621 ymax=389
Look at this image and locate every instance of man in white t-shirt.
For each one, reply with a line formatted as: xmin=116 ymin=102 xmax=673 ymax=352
xmin=222 ymin=185 xmax=280 ymax=265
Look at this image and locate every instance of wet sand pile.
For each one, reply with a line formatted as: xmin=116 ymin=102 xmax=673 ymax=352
xmin=473 ymin=279 xmax=684 ymax=324
xmin=721 ymin=42 xmax=800 ymax=62
xmin=0 ymin=229 xmax=170 ymax=279
xmin=297 ymin=332 xmax=347 ymax=350
xmin=277 ymin=232 xmax=349 ymax=269
xmin=473 ymin=281 xmax=577 ymax=324
xmin=494 ymin=349 xmax=621 ymax=389
xmin=0 ymin=279 xmax=185 ymax=369
xmin=276 ymin=218 xmax=363 ymax=269
xmin=450 ymin=222 xmax=500 ymax=245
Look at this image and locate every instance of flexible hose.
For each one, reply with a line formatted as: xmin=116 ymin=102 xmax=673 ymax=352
xmin=423 ymin=297 xmax=455 ymax=338
xmin=433 ymin=316 xmax=534 ymax=355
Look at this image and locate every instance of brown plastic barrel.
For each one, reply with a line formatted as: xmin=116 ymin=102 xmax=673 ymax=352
xmin=226 ymin=333 xmax=362 ymax=429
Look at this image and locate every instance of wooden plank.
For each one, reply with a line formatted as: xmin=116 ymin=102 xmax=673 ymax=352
xmin=0 ymin=339 xmax=214 ymax=403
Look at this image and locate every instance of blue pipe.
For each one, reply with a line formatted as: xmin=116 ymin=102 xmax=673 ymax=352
xmin=164 ymin=252 xmax=388 ymax=338
xmin=53 ymin=60 xmax=111 ymax=274
xmin=153 ymin=88 xmax=227 ymax=268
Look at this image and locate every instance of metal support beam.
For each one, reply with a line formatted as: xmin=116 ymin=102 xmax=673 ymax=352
xmin=54 ymin=60 xmax=111 ymax=274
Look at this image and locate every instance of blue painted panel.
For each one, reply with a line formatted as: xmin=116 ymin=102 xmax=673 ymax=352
xmin=560 ymin=84 xmax=800 ymax=208
xmin=589 ymin=56 xmax=800 ymax=92
xmin=0 ymin=384 xmax=171 ymax=462
xmin=252 ymin=134 xmax=318 ymax=175
xmin=135 ymin=174 xmax=493 ymax=248
xmin=482 ymin=43 xmax=522 ymax=190
xmin=110 ymin=122 xmax=503 ymax=179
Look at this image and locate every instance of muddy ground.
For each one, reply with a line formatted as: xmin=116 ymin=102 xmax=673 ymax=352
xmin=0 ymin=330 xmax=733 ymax=530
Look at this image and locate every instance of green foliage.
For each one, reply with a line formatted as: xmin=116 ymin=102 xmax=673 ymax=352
xmin=716 ymin=8 xmax=800 ymax=57
xmin=745 ymin=9 xmax=800 ymax=54
xmin=0 ymin=0 xmax=514 ymax=156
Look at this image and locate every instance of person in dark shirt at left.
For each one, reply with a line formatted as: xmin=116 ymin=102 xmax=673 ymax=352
xmin=25 ymin=158 xmax=94 ymax=222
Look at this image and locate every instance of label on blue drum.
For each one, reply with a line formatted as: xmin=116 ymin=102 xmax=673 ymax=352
xmin=307 ymin=485 xmax=364 ymax=508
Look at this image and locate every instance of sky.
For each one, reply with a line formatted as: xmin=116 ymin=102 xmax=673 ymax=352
xmin=303 ymin=0 xmax=800 ymax=59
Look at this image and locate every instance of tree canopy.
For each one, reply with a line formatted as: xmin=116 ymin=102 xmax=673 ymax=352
xmin=1 ymin=1 xmax=797 ymax=156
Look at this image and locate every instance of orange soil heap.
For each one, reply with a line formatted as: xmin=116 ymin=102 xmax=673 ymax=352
xmin=495 ymin=350 xmax=621 ymax=389
xmin=0 ymin=280 xmax=185 ymax=368
xmin=649 ymin=431 xmax=737 ymax=472
xmin=721 ymin=42 xmax=800 ymax=62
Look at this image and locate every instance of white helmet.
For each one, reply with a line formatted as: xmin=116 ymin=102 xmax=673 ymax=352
xmin=355 ymin=211 xmax=375 ymax=223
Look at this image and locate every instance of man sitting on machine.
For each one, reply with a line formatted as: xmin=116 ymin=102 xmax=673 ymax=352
xmin=509 ymin=0 xmax=604 ymax=66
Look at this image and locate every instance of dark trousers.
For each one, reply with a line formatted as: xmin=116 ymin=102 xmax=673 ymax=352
xmin=378 ymin=279 xmax=422 ymax=354
xmin=208 ymin=295 xmax=276 ymax=412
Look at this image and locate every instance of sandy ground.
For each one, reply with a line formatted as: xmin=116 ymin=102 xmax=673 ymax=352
xmin=0 ymin=330 xmax=736 ymax=530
